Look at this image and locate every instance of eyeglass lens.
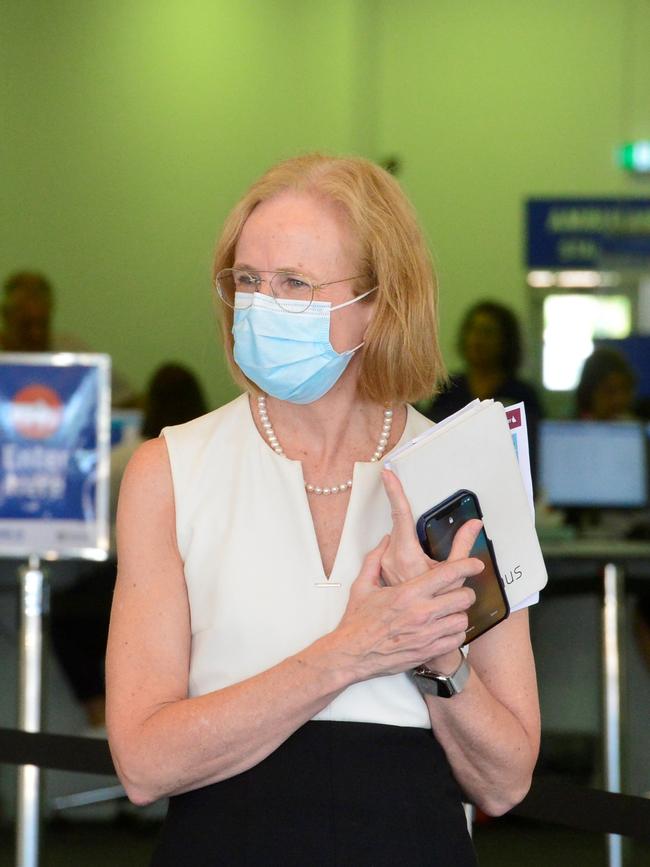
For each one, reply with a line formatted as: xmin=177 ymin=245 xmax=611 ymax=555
xmin=217 ymin=269 xmax=315 ymax=312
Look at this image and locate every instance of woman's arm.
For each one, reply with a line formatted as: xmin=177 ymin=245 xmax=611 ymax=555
xmin=106 ymin=439 xmax=479 ymax=805
xmin=106 ymin=438 xmax=349 ymax=804
xmin=380 ymin=470 xmax=541 ymax=816
xmin=422 ymin=611 xmax=539 ymax=816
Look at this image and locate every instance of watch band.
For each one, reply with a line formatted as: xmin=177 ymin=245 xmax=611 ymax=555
xmin=410 ymin=652 xmax=471 ymax=698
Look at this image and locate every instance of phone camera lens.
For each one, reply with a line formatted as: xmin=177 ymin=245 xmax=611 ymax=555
xmin=448 ymin=516 xmax=454 ymax=524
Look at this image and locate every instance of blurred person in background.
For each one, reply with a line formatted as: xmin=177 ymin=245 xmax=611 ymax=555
xmin=50 ymin=363 xmax=208 ymax=734
xmin=575 ymin=346 xmax=637 ymax=421
xmin=1 ymin=271 xmax=55 ymax=352
xmin=422 ymin=300 xmax=543 ymax=488
xmin=1 ymin=270 xmax=136 ymax=406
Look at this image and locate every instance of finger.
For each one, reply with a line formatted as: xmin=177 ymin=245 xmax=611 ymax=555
xmin=427 ymin=585 xmax=476 ymax=619
xmin=423 ymin=612 xmax=469 ymax=644
xmin=411 ymin=556 xmax=484 ymax=598
xmin=448 ymin=518 xmax=483 ymax=562
xmin=381 ymin=469 xmax=419 ymax=544
xmin=353 ymin=535 xmax=391 ymax=590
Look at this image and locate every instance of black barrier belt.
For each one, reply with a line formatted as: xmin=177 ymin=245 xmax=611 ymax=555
xmin=0 ymin=727 xmax=114 ymax=776
xmin=510 ymin=776 xmax=650 ymax=842
xmin=1 ymin=727 xmax=650 ymax=841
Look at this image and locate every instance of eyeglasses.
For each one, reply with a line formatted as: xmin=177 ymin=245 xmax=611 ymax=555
xmin=215 ymin=268 xmax=368 ymax=314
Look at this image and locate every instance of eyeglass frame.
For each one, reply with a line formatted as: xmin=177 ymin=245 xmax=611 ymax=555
xmin=214 ymin=268 xmax=371 ymax=314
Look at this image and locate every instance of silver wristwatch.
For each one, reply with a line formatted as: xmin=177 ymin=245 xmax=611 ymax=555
xmin=410 ymin=652 xmax=471 ymax=698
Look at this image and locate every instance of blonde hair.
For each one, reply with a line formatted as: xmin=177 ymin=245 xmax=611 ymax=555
xmin=213 ymin=153 xmax=445 ymax=404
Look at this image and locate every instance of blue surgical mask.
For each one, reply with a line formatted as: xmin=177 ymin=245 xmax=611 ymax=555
xmin=232 ymin=288 xmax=376 ymax=404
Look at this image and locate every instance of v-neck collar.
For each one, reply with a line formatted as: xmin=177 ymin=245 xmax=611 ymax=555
xmin=243 ymin=394 xmax=419 ymax=582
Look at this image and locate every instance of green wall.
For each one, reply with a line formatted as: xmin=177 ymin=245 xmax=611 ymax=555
xmin=2 ymin=0 xmax=361 ymax=406
xmin=3 ymin=0 xmax=650 ymax=407
xmin=374 ymin=0 xmax=650 ymax=372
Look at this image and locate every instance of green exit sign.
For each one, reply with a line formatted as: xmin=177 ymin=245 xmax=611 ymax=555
xmin=618 ymin=141 xmax=650 ymax=173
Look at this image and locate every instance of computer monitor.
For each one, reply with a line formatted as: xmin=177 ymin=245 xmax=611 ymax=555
xmin=540 ymin=420 xmax=648 ymax=509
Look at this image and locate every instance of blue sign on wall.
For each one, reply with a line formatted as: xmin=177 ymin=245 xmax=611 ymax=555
xmin=526 ymin=198 xmax=650 ymax=269
xmin=0 ymin=354 xmax=111 ymax=558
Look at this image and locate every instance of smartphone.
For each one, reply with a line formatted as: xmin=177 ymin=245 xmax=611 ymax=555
xmin=416 ymin=490 xmax=509 ymax=644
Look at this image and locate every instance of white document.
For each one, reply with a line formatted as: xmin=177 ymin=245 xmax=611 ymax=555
xmin=502 ymin=402 xmax=538 ymax=609
xmin=386 ymin=400 xmax=547 ymax=609
xmin=505 ymin=402 xmax=534 ymax=518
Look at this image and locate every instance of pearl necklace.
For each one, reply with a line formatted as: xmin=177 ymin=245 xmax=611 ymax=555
xmin=256 ymin=395 xmax=393 ymax=495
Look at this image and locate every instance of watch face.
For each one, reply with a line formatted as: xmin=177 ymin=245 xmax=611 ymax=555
xmin=433 ymin=678 xmax=454 ymax=698
xmin=412 ymin=671 xmax=450 ymax=697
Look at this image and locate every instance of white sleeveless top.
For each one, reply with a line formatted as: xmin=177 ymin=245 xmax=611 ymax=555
xmin=162 ymin=394 xmax=435 ymax=729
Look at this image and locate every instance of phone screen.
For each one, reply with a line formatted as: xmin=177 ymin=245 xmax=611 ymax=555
xmin=423 ymin=492 xmax=508 ymax=642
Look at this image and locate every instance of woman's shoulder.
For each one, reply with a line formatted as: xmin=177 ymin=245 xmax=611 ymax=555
xmin=158 ymin=393 xmax=253 ymax=501
xmin=121 ymin=437 xmax=172 ymax=493
xmin=404 ymin=402 xmax=437 ymax=437
xmin=116 ymin=438 xmax=176 ymax=534
xmin=117 ymin=393 xmax=249 ymax=534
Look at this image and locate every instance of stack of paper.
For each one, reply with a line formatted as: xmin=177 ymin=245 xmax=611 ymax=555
xmin=386 ymin=400 xmax=547 ymax=609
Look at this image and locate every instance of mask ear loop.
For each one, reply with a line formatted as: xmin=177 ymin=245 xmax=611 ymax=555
xmin=341 ymin=340 xmax=365 ymax=356
xmin=331 ymin=286 xmax=379 ymax=355
xmin=330 ymin=285 xmax=378 ymax=312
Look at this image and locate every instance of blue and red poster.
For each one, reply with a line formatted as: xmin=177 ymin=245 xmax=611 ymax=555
xmin=0 ymin=354 xmax=111 ymax=558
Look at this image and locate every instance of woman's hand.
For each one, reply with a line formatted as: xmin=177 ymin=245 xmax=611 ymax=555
xmin=330 ymin=536 xmax=481 ymax=681
xmin=379 ymin=468 xmax=483 ymax=671
xmin=380 ymin=468 xmax=482 ymax=587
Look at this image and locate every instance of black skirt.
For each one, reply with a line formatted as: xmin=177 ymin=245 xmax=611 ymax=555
xmin=150 ymin=720 xmax=477 ymax=867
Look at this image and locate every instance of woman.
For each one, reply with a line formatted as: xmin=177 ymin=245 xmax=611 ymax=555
xmin=106 ymin=155 xmax=540 ymax=866
xmin=422 ymin=300 xmax=543 ymax=488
